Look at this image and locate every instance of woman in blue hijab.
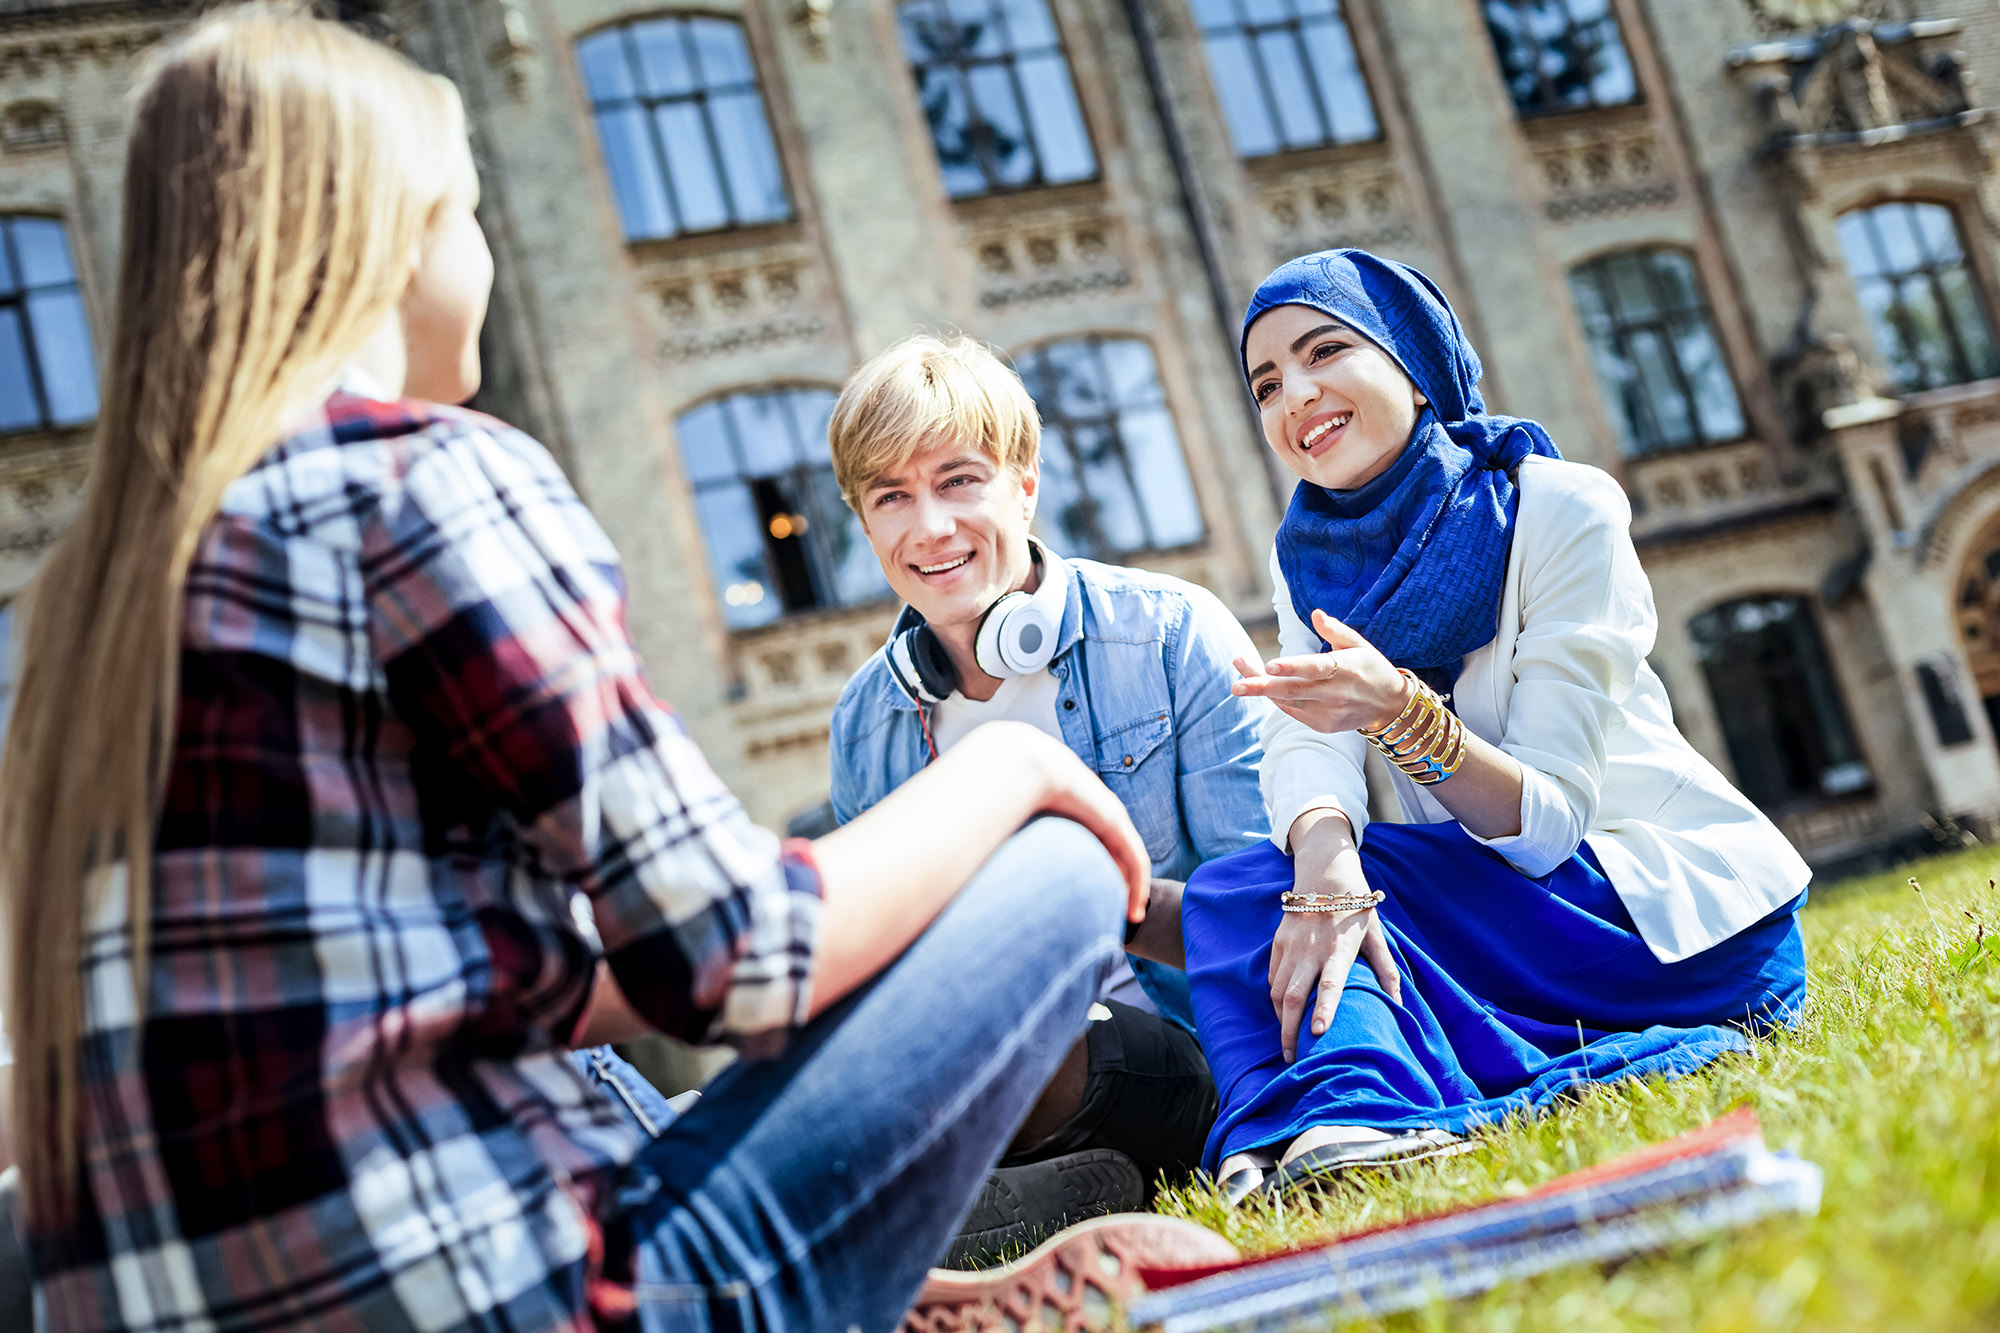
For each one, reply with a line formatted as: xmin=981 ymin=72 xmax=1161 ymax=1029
xmin=1182 ymin=250 xmax=1813 ymax=1200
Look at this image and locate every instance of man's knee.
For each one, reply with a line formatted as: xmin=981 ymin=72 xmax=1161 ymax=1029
xmin=983 ymin=816 xmax=1127 ymax=943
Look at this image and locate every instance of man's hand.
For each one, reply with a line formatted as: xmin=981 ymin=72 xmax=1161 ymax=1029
xmin=1270 ymin=810 xmax=1402 ymax=1062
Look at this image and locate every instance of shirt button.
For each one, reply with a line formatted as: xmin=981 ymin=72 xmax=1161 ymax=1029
xmin=1122 ymin=755 xmax=1133 ymax=767
xmin=1063 ymin=699 xmax=1076 ymax=710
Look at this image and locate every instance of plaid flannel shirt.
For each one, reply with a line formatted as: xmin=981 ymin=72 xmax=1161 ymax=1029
xmin=32 ymin=392 xmax=823 ymax=1331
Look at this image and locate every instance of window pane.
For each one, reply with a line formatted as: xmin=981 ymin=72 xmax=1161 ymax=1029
xmin=790 ymin=390 xmax=837 ymax=460
xmin=1241 ymin=0 xmax=1287 ymax=25
xmin=1119 ymin=406 xmax=1204 ymax=547
xmin=1897 ymin=275 xmax=1956 ymax=388
xmin=710 ymin=92 xmax=791 ymax=224
xmin=1014 ymin=55 xmax=1095 ymax=184
xmin=1938 ymin=266 xmax=2000 ymax=379
xmin=809 ymin=468 xmax=891 ymax=605
xmin=0 ymin=226 xmax=13 ymax=294
xmin=687 ymin=17 xmax=753 ymax=86
xmin=996 ymin=0 xmax=1057 ymax=51
xmin=1073 ymin=423 xmax=1147 ymax=553
xmin=1190 ymin=0 xmax=1238 ymax=26
xmin=1039 ymin=344 xmax=1106 ymax=418
xmin=728 ymin=393 xmax=804 ymax=475
xmin=1099 ymin=339 xmax=1163 ymax=407
xmin=915 ymin=65 xmax=989 ymax=197
xmin=1855 ymin=274 xmax=1920 ymax=391
xmin=653 ymin=103 xmax=731 ymax=231
xmin=696 ymin=485 xmax=779 ymax=629
xmin=11 ymin=219 xmax=74 ymax=287
xmin=1588 ymin=336 xmax=1649 ymax=454
xmin=1606 ymin=254 xmax=1658 ymax=319
xmin=0 ymin=310 xmax=39 ymax=432
xmin=1204 ymin=33 xmax=1281 ymax=157
xmin=595 ymin=108 xmax=674 ymax=239
xmin=1254 ymin=30 xmax=1325 ymax=147
xmin=1835 ymin=212 xmax=1880 ymax=279
xmin=1034 ymin=424 xmax=1098 ymax=556
xmin=1568 ymin=269 xmax=1612 ymax=332
xmin=1628 ymin=328 xmax=1693 ymax=446
xmin=1869 ymin=205 xmax=1923 ymax=276
xmin=1668 ymin=314 xmax=1743 ymax=442
xmin=25 ymin=289 xmax=96 ymax=426
xmin=677 ymin=400 xmax=739 ymax=484
xmin=1647 ymin=250 xmax=1702 ymax=314
xmin=966 ymin=63 xmax=1038 ymax=187
xmin=943 ymin=0 xmax=1008 ymax=58
xmin=1911 ymin=202 xmax=1963 ymax=264
xmin=631 ymin=21 xmax=696 ymax=97
xmin=577 ymin=30 xmax=635 ymax=100
xmin=1300 ymin=15 xmax=1377 ymax=143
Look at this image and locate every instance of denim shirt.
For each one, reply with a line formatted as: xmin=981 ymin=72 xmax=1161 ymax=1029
xmin=828 ymin=557 xmax=1272 ymax=1029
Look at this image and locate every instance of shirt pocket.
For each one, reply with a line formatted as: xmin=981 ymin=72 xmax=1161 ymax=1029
xmin=1094 ymin=709 xmax=1178 ymax=864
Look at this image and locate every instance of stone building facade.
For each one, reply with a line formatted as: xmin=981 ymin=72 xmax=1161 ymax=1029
xmin=6 ymin=0 xmax=2000 ymax=871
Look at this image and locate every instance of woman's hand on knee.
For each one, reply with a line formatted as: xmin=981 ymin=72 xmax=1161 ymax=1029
xmin=1268 ymin=813 xmax=1403 ymax=1062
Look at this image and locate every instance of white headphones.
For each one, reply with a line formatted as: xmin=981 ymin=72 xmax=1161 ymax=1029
xmin=885 ymin=538 xmax=1070 ymax=704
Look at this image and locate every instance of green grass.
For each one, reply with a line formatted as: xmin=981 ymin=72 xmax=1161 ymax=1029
xmin=1150 ymin=847 xmax=2000 ymax=1331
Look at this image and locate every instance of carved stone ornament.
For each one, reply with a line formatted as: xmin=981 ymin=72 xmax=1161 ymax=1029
xmin=0 ymin=100 xmax=62 ymax=155
xmin=1742 ymin=1 xmax=1886 ymax=36
xmin=1728 ymin=18 xmax=1983 ymax=155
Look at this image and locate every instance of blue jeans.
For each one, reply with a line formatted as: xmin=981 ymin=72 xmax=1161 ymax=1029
xmin=593 ymin=817 xmax=1127 ymax=1333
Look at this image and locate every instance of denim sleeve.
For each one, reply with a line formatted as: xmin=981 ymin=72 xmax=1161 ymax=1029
xmin=1167 ymin=586 xmax=1274 ymax=860
xmin=828 ymin=692 xmax=866 ymax=827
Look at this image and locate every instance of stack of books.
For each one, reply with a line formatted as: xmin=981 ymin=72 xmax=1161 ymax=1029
xmin=1129 ymin=1109 xmax=1821 ymax=1333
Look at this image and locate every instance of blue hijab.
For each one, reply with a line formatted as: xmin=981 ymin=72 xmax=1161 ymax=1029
xmin=1244 ymin=249 xmax=1560 ymax=696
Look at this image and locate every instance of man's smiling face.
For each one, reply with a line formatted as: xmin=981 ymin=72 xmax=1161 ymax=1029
xmin=858 ymin=438 xmax=1039 ymax=634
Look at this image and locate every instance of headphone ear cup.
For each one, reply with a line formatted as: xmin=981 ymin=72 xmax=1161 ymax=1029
xmin=908 ymin=625 xmax=959 ymax=702
xmin=973 ymin=591 xmax=1028 ymax=680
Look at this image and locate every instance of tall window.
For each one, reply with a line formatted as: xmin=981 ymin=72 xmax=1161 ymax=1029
xmin=577 ymin=16 xmax=791 ymax=242
xmin=1191 ymin=0 xmax=1377 ymax=158
xmin=1837 ymin=201 xmax=2000 ymax=395
xmin=1569 ymin=248 xmax=1745 ymax=455
xmin=899 ymin=0 xmax=1096 ymax=199
xmin=1 ymin=216 xmax=97 ymax=434
xmin=1689 ymin=595 xmax=1872 ymax=809
xmin=1014 ymin=337 xmax=1203 ymax=559
xmin=1484 ymin=0 xmax=1637 ymax=117
xmin=677 ymin=387 xmax=888 ymax=630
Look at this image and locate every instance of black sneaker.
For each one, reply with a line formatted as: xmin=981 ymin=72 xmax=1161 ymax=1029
xmin=943 ymin=1149 xmax=1146 ymax=1269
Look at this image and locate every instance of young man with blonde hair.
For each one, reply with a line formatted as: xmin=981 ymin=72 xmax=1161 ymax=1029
xmin=826 ymin=333 xmax=1271 ymax=1259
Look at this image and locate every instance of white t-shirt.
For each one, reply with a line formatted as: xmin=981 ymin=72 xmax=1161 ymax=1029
xmin=928 ymin=667 xmax=1064 ymax=753
xmin=928 ymin=668 xmax=1154 ymax=1013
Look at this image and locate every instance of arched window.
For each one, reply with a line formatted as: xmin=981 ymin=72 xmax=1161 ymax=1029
xmin=0 ymin=216 xmax=97 ymax=434
xmin=898 ymin=0 xmax=1096 ymax=199
xmin=576 ymin=16 xmax=791 ymax=242
xmin=677 ymin=387 xmax=888 ymax=629
xmin=1014 ymin=337 xmax=1203 ymax=559
xmin=1569 ymin=248 xmax=1745 ymax=455
xmin=1836 ymin=201 xmax=2000 ymax=395
xmin=1688 ymin=595 xmax=1871 ymax=809
xmin=1484 ymin=0 xmax=1637 ymax=117
xmin=1190 ymin=0 xmax=1377 ymax=158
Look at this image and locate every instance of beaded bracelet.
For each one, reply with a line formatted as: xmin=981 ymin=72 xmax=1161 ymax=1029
xmin=1360 ymin=668 xmax=1466 ymax=785
xmin=1279 ymin=888 xmax=1386 ymax=915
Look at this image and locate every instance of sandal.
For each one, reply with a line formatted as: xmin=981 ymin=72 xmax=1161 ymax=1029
xmin=1257 ymin=1128 xmax=1475 ymax=1201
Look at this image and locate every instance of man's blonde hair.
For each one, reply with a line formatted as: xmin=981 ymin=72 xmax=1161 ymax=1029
xmin=828 ymin=333 xmax=1041 ymax=513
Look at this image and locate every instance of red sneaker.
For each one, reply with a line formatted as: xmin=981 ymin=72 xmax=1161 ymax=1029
xmin=902 ymin=1214 xmax=1238 ymax=1333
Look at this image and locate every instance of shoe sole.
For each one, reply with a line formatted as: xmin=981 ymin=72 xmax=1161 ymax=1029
xmin=905 ymin=1215 xmax=1239 ymax=1333
xmin=1259 ymin=1133 xmax=1480 ymax=1202
xmin=945 ymin=1150 xmax=1146 ymax=1268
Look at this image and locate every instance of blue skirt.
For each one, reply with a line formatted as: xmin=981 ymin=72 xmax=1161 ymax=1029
xmin=1182 ymin=821 xmax=1806 ymax=1175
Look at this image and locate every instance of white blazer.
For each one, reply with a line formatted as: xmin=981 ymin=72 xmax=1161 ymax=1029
xmin=1263 ymin=456 xmax=1811 ymax=964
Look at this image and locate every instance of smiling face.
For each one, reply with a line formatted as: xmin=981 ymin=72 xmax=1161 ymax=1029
xmin=1244 ymin=303 xmax=1427 ymax=491
xmin=858 ymin=438 xmax=1040 ymax=636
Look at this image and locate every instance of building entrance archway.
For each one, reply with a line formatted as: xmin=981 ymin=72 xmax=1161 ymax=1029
xmin=1953 ymin=510 xmax=2000 ymax=740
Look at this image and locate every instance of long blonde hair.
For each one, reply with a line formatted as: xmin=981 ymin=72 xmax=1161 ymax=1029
xmin=0 ymin=4 xmax=473 ymax=1222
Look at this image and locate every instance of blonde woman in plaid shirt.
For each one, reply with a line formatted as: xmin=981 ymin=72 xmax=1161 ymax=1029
xmin=0 ymin=9 xmax=1232 ymax=1330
